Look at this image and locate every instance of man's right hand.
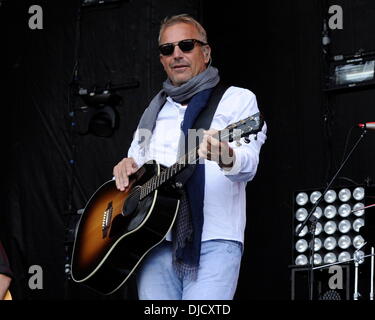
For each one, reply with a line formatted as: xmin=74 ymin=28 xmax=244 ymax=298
xmin=113 ymin=157 xmax=139 ymax=191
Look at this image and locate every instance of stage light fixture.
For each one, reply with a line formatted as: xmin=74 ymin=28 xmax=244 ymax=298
xmin=296 ymin=192 xmax=309 ymax=206
xmin=338 ymin=220 xmax=351 ymax=234
xmin=353 ymin=235 xmax=365 ymax=249
xmin=338 ymin=251 xmax=351 ymax=263
xmin=324 ymin=221 xmax=337 ymax=235
xmin=312 ymin=254 xmax=322 ymax=265
xmin=292 ymin=185 xmax=374 ymax=267
xmin=314 ymin=222 xmax=323 ymax=236
xmin=311 ymin=238 xmax=322 ymax=252
xmin=324 ymin=252 xmax=337 ymax=264
xmin=353 ymin=218 xmax=365 ymax=232
xmin=324 ymin=190 xmax=337 ymax=203
xmin=338 ymin=188 xmax=351 ymax=202
xmin=324 ymin=237 xmax=337 ymax=250
xmin=325 ymin=52 xmax=375 ymax=92
xmin=295 ymin=255 xmax=308 ymax=266
xmin=296 ymin=208 xmax=308 ymax=222
xmin=324 ymin=205 xmax=337 ymax=219
xmin=338 ymin=204 xmax=351 ymax=217
xmin=335 ymin=61 xmax=374 ymax=84
xmin=353 ymin=187 xmax=365 ymax=201
xmin=313 ymin=207 xmax=323 ymax=219
xmin=296 ymin=239 xmax=308 ymax=253
xmin=296 ymin=192 xmax=308 ymax=206
xmin=353 ymin=203 xmax=365 ymax=217
xmin=77 ymin=89 xmax=122 ymax=137
xmin=310 ymin=191 xmax=322 ymax=204
xmin=296 ymin=224 xmax=308 ymax=237
xmin=338 ymin=236 xmax=351 ymax=249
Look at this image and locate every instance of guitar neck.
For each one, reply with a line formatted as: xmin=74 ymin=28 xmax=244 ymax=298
xmin=139 ymin=147 xmax=199 ymax=200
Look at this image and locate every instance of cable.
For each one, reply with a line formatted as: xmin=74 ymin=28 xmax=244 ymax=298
xmin=340 ymin=124 xmax=356 ymax=166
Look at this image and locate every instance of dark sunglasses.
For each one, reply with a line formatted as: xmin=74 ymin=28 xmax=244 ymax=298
xmin=159 ymin=39 xmax=207 ymax=56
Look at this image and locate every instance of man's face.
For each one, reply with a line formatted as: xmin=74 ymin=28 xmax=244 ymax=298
xmin=159 ymin=23 xmax=211 ymax=86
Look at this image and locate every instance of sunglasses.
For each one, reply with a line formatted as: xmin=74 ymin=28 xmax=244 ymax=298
xmin=159 ymin=39 xmax=207 ymax=56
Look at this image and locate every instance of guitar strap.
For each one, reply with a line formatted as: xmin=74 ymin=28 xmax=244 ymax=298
xmin=175 ymin=82 xmax=230 ymax=185
xmin=192 ymin=82 xmax=230 ymax=131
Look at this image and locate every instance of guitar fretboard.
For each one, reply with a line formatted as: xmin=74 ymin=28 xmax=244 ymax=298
xmin=139 ymin=148 xmax=197 ymax=200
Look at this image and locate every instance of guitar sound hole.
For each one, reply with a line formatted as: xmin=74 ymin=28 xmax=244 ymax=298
xmin=109 ymin=187 xmax=142 ymax=238
xmin=122 ymin=187 xmax=141 ymax=217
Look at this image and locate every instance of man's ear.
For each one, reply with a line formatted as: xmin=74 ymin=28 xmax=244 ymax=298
xmin=203 ymin=45 xmax=211 ymax=64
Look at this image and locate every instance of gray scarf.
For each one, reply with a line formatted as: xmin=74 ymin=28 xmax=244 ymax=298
xmin=137 ymin=66 xmax=220 ymax=145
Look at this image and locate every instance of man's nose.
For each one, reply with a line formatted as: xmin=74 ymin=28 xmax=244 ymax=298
xmin=171 ymin=44 xmax=184 ymax=58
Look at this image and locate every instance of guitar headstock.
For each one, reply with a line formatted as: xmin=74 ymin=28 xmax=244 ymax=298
xmin=220 ymin=112 xmax=264 ymax=143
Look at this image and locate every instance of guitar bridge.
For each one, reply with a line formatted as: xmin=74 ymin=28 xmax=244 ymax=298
xmin=102 ymin=201 xmax=113 ymax=239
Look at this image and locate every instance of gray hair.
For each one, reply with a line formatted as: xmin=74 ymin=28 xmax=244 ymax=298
xmin=158 ymin=14 xmax=208 ymax=44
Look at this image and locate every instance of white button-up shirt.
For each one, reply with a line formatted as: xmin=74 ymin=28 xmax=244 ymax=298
xmin=128 ymin=86 xmax=267 ymax=244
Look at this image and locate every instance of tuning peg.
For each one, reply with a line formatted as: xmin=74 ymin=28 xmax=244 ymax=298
xmin=174 ymin=182 xmax=183 ymax=189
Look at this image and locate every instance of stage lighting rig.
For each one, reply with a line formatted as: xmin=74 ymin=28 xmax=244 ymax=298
xmin=292 ymin=184 xmax=375 ymax=300
xmin=293 ymin=185 xmax=374 ymax=268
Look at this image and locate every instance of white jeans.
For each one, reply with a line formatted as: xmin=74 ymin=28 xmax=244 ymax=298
xmin=136 ymin=239 xmax=243 ymax=300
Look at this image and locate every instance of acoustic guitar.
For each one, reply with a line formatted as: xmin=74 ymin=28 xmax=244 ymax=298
xmin=71 ymin=113 xmax=264 ymax=295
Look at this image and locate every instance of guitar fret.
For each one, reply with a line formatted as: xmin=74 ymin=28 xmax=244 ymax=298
xmin=155 ymin=176 xmax=159 ymax=189
xmin=152 ymin=177 xmax=156 ymax=191
xmin=156 ymin=175 xmax=160 ymax=188
xmin=160 ymin=171 xmax=164 ymax=184
xmin=167 ymin=168 xmax=171 ymax=179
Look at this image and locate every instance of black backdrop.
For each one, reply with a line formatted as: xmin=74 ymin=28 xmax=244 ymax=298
xmin=1 ymin=0 xmax=374 ymax=300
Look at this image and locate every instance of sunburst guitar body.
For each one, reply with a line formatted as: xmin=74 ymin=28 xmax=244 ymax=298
xmin=71 ymin=161 xmax=180 ymax=295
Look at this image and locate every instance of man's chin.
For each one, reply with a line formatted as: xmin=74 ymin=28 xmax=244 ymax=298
xmin=171 ymin=76 xmax=192 ymax=87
